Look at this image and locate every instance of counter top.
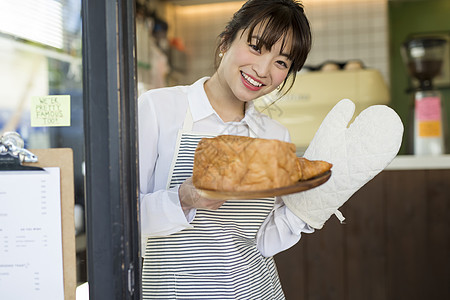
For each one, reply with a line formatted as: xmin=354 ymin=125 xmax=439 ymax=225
xmin=385 ymin=154 xmax=450 ymax=170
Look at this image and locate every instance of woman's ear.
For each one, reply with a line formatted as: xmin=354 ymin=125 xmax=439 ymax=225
xmin=219 ymin=45 xmax=227 ymax=54
xmin=218 ymin=45 xmax=228 ymax=59
xmin=219 ymin=35 xmax=230 ymax=53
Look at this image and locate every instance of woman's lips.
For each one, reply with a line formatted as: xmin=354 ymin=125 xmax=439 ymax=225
xmin=241 ymin=71 xmax=264 ymax=91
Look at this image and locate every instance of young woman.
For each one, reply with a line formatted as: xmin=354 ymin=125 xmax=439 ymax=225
xmin=138 ymin=0 xmax=313 ymax=298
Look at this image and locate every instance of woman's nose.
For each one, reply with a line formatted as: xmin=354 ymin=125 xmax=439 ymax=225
xmin=252 ymin=56 xmax=271 ymax=78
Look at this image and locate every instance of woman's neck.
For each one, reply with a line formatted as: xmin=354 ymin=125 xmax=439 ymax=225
xmin=204 ymin=75 xmax=245 ymax=123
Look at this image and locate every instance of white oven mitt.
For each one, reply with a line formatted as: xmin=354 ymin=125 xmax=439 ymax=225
xmin=283 ymin=99 xmax=403 ymax=229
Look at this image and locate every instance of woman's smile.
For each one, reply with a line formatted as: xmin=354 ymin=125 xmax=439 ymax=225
xmin=209 ymin=25 xmax=292 ymax=106
xmin=240 ymin=71 xmax=264 ymax=91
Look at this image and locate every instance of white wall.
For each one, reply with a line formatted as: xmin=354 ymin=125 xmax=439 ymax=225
xmin=304 ymin=0 xmax=389 ymax=82
xmin=163 ymin=0 xmax=389 ymax=85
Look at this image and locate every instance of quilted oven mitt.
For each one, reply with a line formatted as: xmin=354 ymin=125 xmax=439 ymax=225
xmin=283 ymin=99 xmax=403 ymax=229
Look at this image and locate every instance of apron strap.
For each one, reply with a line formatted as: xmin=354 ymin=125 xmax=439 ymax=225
xmin=165 ymin=105 xmax=195 ymax=189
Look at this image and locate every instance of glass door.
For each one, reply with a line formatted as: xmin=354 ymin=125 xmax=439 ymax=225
xmin=0 ymin=0 xmax=86 ymax=285
xmin=0 ymin=0 xmax=140 ymax=299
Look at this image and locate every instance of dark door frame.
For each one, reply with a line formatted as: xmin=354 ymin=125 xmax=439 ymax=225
xmin=82 ymin=0 xmax=141 ymax=299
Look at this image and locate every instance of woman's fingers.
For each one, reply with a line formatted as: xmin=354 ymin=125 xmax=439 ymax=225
xmin=199 ymin=198 xmax=227 ymax=210
xmin=179 ymin=177 xmax=227 ymax=210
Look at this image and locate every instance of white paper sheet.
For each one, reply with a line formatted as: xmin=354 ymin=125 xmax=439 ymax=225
xmin=0 ymin=167 xmax=64 ymax=299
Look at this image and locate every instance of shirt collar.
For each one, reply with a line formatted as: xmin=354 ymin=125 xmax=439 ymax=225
xmin=187 ymin=76 xmax=265 ymax=136
xmin=187 ymin=77 xmax=215 ymax=122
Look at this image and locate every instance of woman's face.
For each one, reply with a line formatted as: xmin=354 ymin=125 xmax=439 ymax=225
xmin=217 ymin=25 xmax=293 ymax=103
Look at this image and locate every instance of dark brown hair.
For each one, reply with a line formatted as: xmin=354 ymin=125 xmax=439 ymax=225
xmin=215 ymin=0 xmax=312 ymax=95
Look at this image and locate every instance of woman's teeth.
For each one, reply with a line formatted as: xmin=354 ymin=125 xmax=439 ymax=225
xmin=241 ymin=72 xmax=262 ymax=87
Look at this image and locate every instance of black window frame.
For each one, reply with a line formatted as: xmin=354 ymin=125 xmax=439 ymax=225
xmin=81 ymin=0 xmax=141 ymax=299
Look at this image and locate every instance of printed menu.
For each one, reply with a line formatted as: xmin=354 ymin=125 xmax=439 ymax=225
xmin=0 ymin=167 xmax=64 ymax=299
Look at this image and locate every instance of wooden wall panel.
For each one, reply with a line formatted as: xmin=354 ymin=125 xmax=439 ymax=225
xmin=425 ymin=170 xmax=450 ymax=299
xmin=305 ymin=219 xmax=345 ymax=300
xmin=385 ymin=170 xmax=428 ymax=300
xmin=275 ymin=169 xmax=450 ymax=300
xmin=276 ymin=240 xmax=307 ymax=300
xmin=345 ymin=174 xmax=387 ymax=300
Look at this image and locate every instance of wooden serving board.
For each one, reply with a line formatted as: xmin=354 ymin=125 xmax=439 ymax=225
xmin=197 ymin=171 xmax=331 ymax=200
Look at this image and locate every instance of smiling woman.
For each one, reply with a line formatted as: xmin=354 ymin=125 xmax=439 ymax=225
xmin=205 ymin=23 xmax=296 ymax=121
xmin=204 ymin=0 xmax=311 ymax=122
xmin=214 ymin=0 xmax=311 ymax=95
xmin=138 ymin=0 xmax=313 ymax=299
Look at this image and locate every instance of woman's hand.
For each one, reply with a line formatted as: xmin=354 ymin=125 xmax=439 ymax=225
xmin=179 ymin=177 xmax=227 ymax=213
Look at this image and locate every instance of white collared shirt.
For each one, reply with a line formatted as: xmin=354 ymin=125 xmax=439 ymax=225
xmin=138 ymin=77 xmax=313 ymax=257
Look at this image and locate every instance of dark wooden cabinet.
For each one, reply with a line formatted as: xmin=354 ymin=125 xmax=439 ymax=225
xmin=275 ymin=169 xmax=450 ymax=300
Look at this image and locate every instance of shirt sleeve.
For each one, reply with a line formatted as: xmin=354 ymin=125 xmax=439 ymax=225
xmin=256 ymin=197 xmax=314 ymax=257
xmin=140 ymin=185 xmax=195 ymax=237
xmin=138 ymin=94 xmax=195 ymax=244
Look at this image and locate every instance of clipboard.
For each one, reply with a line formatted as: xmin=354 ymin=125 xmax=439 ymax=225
xmin=22 ymin=148 xmax=76 ymax=300
xmin=0 ymin=146 xmax=76 ymax=300
xmin=0 ymin=132 xmax=76 ymax=299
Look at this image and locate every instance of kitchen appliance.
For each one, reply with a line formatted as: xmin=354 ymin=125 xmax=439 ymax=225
xmin=255 ymin=68 xmax=390 ymax=154
xmin=402 ymin=36 xmax=447 ymax=155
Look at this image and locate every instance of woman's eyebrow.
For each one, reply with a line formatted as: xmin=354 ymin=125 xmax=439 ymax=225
xmin=249 ymin=34 xmax=292 ymax=59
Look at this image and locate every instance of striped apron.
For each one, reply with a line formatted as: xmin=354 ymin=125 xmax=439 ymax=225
xmin=142 ymin=107 xmax=285 ymax=299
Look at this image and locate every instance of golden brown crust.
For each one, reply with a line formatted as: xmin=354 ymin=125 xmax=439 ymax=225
xmin=296 ymin=157 xmax=333 ymax=180
xmin=192 ymin=135 xmax=331 ymax=192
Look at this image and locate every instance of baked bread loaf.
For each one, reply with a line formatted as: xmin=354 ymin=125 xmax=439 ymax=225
xmin=193 ymin=135 xmax=332 ymax=192
xmin=296 ymin=157 xmax=333 ymax=181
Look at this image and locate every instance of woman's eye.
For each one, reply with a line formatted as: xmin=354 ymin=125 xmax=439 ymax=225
xmin=277 ymin=60 xmax=289 ymax=68
xmin=249 ymin=44 xmax=261 ymax=53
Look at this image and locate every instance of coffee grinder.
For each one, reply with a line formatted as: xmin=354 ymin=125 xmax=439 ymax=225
xmin=402 ymin=36 xmax=447 ymax=155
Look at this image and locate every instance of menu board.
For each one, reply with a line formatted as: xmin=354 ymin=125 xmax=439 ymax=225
xmin=0 ymin=168 xmax=64 ymax=299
